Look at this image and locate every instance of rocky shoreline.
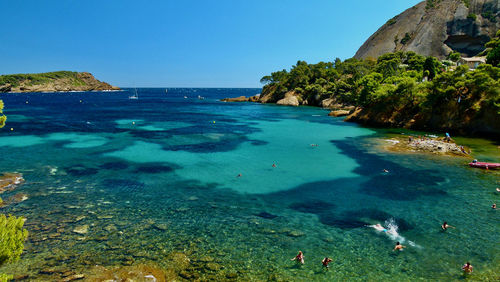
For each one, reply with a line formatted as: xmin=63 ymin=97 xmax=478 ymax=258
xmin=380 ymin=135 xmax=471 ymax=157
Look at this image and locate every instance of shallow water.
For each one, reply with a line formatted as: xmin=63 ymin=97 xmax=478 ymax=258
xmin=0 ymin=89 xmax=498 ymax=280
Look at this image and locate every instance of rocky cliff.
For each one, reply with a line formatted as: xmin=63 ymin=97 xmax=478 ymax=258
xmin=355 ymin=0 xmax=500 ymax=59
xmin=0 ymin=71 xmax=120 ymax=93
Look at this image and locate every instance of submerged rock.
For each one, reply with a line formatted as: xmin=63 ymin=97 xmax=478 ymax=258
xmin=72 ymin=225 xmax=89 ymax=235
xmin=256 ymin=212 xmax=278 ymax=219
xmin=0 ymin=172 xmax=24 ymax=193
xmin=286 ymin=230 xmax=305 ymax=238
xmin=59 ymin=274 xmax=84 ymax=282
xmin=84 ymin=264 xmax=167 ymax=281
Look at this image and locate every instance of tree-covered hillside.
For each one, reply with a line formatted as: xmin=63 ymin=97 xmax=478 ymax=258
xmin=260 ymin=32 xmax=500 ymax=136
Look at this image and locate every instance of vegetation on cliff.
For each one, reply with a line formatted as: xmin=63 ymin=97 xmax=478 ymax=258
xmin=0 ymin=71 xmax=119 ymax=93
xmin=260 ymin=48 xmax=500 ymax=136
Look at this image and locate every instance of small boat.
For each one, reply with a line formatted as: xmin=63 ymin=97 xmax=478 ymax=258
xmin=183 ymin=96 xmax=188 ymax=99
xmin=197 ymin=95 xmax=204 ymax=100
xmin=165 ymin=89 xmax=168 ymax=94
xmin=129 ymin=88 xmax=139 ymax=100
xmin=469 ymin=161 xmax=500 ymax=169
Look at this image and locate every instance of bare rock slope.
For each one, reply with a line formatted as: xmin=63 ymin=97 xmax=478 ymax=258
xmin=355 ymin=0 xmax=500 ymax=59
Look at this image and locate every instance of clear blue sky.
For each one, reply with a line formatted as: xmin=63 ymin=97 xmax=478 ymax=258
xmin=0 ymin=0 xmax=422 ymax=87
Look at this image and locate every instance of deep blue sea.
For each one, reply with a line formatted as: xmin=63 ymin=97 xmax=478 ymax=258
xmin=0 ymin=88 xmax=498 ymax=280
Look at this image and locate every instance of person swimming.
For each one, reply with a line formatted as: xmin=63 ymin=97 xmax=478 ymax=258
xmin=237 ymin=173 xmax=242 ymax=178
xmin=372 ymin=223 xmax=387 ymax=232
xmin=393 ymin=241 xmax=406 ymax=251
xmin=441 ymin=221 xmax=455 ymax=231
xmin=462 ymin=262 xmax=473 ymax=273
xmin=291 ymin=251 xmax=304 ymax=264
xmin=322 ymin=257 xmax=332 ymax=269
xmin=492 ymin=203 xmax=497 ymax=209
xmin=272 ymin=163 xmax=276 ymax=168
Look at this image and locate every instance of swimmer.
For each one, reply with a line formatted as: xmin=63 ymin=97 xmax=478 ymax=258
xmin=492 ymin=203 xmax=497 ymax=209
xmin=291 ymin=251 xmax=304 ymax=264
xmin=310 ymin=144 xmax=318 ymax=147
xmin=237 ymin=173 xmax=242 ymax=178
xmin=393 ymin=241 xmax=405 ymax=251
xmin=441 ymin=221 xmax=455 ymax=231
xmin=322 ymin=257 xmax=332 ymax=269
xmin=373 ymin=223 xmax=387 ymax=232
xmin=462 ymin=262 xmax=473 ymax=273
xmin=272 ymin=164 xmax=276 ymax=168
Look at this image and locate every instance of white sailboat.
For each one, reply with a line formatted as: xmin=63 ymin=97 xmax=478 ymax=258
xmin=129 ymin=88 xmax=139 ymax=100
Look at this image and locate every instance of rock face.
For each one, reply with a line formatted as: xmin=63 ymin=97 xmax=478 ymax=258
xmin=0 ymin=71 xmax=120 ymax=93
xmin=328 ymin=110 xmax=351 ymax=117
xmin=355 ymin=0 xmax=500 ymax=59
xmin=276 ymin=91 xmax=300 ymax=106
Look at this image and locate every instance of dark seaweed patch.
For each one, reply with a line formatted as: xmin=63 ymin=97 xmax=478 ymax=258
xmin=64 ymin=165 xmax=99 ymax=176
xmin=331 ymin=139 xmax=447 ymax=201
xmin=134 ymin=163 xmax=176 ymax=174
xmin=256 ymin=212 xmax=278 ymax=219
xmin=99 ymin=161 xmax=130 ymax=170
xmin=289 ymin=200 xmax=335 ymax=214
xmin=250 ymin=140 xmax=268 ymax=146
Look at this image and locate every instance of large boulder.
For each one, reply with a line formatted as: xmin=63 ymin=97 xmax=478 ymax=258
xmin=276 ymin=95 xmax=299 ymax=106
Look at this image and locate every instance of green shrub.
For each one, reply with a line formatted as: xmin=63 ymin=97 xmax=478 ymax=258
xmin=0 ymin=100 xmax=5 ymax=128
xmin=387 ymin=17 xmax=397 ymax=26
xmin=400 ymin=33 xmax=412 ymax=45
xmin=0 ymin=214 xmax=28 ymax=265
xmin=467 ymin=13 xmax=477 ymax=21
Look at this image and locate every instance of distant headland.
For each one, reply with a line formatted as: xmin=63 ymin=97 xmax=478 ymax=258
xmin=0 ymin=71 xmax=120 ymax=93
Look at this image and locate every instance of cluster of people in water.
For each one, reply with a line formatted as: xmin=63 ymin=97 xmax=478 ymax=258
xmin=291 ymin=251 xmax=334 ymax=270
xmin=290 ymin=219 xmax=477 ymax=275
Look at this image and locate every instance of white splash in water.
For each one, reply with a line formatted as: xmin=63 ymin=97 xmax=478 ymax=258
xmin=369 ymin=218 xmax=421 ymax=249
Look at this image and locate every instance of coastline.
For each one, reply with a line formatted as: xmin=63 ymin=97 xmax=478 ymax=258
xmin=220 ymin=96 xmax=500 ymax=141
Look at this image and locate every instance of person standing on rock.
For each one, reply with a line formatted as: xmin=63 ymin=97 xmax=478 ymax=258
xmin=291 ymin=251 xmax=304 ymax=264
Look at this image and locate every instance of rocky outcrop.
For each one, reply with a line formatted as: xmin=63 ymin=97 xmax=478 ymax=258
xmin=381 ymin=136 xmax=471 ymax=156
xmin=276 ymin=91 xmax=299 ymax=106
xmin=220 ymin=94 xmax=260 ymax=102
xmin=0 ymin=71 xmax=120 ymax=93
xmin=328 ymin=110 xmax=351 ymax=117
xmin=355 ymin=0 xmax=500 ymax=59
xmin=0 ymin=172 xmax=24 ymax=193
xmin=221 ymin=96 xmax=249 ymax=102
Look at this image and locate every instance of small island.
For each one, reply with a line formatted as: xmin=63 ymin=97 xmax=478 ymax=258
xmin=0 ymin=71 xmax=120 ymax=93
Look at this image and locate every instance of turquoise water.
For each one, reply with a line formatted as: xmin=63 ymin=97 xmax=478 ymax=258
xmin=0 ymin=89 xmax=498 ymax=280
